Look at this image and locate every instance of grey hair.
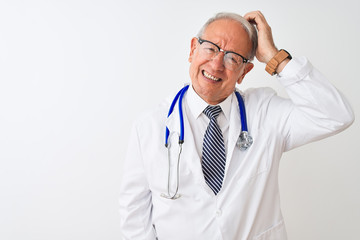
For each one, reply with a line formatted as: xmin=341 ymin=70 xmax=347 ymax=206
xmin=197 ymin=12 xmax=258 ymax=61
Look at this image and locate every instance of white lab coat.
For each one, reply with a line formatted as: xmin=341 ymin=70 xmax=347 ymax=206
xmin=119 ymin=57 xmax=354 ymax=240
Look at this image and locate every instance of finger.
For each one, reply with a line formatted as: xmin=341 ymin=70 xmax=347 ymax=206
xmin=244 ymin=11 xmax=263 ymax=22
xmin=244 ymin=11 xmax=269 ymax=30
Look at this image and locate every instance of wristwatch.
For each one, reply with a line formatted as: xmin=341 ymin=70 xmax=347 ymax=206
xmin=265 ymin=49 xmax=292 ymax=75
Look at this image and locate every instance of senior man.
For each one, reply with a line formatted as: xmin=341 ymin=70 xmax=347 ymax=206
xmin=119 ymin=11 xmax=354 ymax=239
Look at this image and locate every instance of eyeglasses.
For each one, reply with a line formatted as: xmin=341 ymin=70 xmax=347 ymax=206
xmin=197 ymin=37 xmax=249 ymax=71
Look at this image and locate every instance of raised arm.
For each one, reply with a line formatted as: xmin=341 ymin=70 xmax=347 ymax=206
xmin=244 ymin=10 xmax=290 ymax=73
xmin=244 ymin=10 xmax=354 ymax=150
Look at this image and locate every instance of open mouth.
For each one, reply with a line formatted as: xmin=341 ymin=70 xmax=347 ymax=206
xmin=202 ymin=70 xmax=221 ymax=82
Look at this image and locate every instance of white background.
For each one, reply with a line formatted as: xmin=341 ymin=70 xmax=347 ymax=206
xmin=0 ymin=0 xmax=359 ymax=239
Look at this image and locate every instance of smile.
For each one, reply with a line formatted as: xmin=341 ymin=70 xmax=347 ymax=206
xmin=203 ymin=70 xmax=221 ymax=82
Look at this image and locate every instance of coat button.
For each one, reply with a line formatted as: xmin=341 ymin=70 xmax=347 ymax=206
xmin=216 ymin=209 xmax=222 ymax=217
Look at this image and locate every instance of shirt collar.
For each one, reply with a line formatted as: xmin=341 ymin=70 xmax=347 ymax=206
xmin=187 ymin=84 xmax=232 ymax=120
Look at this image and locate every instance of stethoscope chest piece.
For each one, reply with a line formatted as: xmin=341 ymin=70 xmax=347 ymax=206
xmin=237 ymin=131 xmax=253 ymax=151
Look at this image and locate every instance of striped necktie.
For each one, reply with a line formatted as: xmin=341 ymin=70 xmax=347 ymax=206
xmin=202 ymin=105 xmax=226 ymax=195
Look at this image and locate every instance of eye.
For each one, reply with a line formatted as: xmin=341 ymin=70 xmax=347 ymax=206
xmin=204 ymin=46 xmax=217 ymax=53
xmin=226 ymin=53 xmax=241 ymax=65
xmin=230 ymin=57 xmax=238 ymax=64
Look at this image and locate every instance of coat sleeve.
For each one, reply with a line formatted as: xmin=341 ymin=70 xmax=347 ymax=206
xmin=272 ymin=56 xmax=354 ymax=151
xmin=119 ymin=123 xmax=156 ymax=240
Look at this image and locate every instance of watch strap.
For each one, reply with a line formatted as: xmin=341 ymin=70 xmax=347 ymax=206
xmin=265 ymin=49 xmax=292 ymax=75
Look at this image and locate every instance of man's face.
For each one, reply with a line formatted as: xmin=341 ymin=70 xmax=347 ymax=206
xmin=189 ymin=19 xmax=254 ymax=105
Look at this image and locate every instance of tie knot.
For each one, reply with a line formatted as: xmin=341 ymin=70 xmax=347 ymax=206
xmin=203 ymin=105 xmax=222 ymax=119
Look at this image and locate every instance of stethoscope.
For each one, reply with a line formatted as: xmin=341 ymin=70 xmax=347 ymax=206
xmin=161 ymin=85 xmax=253 ymax=200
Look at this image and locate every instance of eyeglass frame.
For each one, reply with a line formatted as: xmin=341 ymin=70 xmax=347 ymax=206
xmin=197 ymin=37 xmax=250 ymax=70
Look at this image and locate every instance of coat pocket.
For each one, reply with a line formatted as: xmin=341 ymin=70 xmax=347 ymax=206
xmin=253 ymin=220 xmax=287 ymax=240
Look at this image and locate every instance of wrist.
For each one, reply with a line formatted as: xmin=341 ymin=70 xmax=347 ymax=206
xmin=276 ymin=58 xmax=290 ymax=74
xmin=264 ymin=48 xmax=279 ymax=64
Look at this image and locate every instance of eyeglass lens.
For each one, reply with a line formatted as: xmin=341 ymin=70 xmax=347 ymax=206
xmin=199 ymin=41 xmax=245 ymax=70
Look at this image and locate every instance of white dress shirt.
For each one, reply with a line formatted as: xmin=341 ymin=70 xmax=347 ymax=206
xmin=119 ymin=57 xmax=354 ymax=240
xmin=186 ymin=85 xmax=232 ymax=157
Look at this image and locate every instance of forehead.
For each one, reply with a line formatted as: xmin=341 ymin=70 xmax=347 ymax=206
xmin=202 ymin=19 xmax=252 ymax=54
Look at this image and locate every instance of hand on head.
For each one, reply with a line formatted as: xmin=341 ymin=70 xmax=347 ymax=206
xmin=244 ymin=11 xmax=278 ymax=64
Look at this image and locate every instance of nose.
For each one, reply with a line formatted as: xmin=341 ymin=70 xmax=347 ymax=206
xmin=210 ymin=52 xmax=225 ymax=71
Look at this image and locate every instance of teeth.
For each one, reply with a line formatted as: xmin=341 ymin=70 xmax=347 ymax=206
xmin=203 ymin=71 xmax=220 ymax=81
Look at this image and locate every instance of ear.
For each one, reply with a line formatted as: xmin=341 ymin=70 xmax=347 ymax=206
xmin=188 ymin=37 xmax=198 ymax=63
xmin=237 ymin=62 xmax=254 ymax=84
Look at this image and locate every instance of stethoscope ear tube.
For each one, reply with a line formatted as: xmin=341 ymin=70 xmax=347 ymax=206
xmin=161 ymin=142 xmax=182 ymax=200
